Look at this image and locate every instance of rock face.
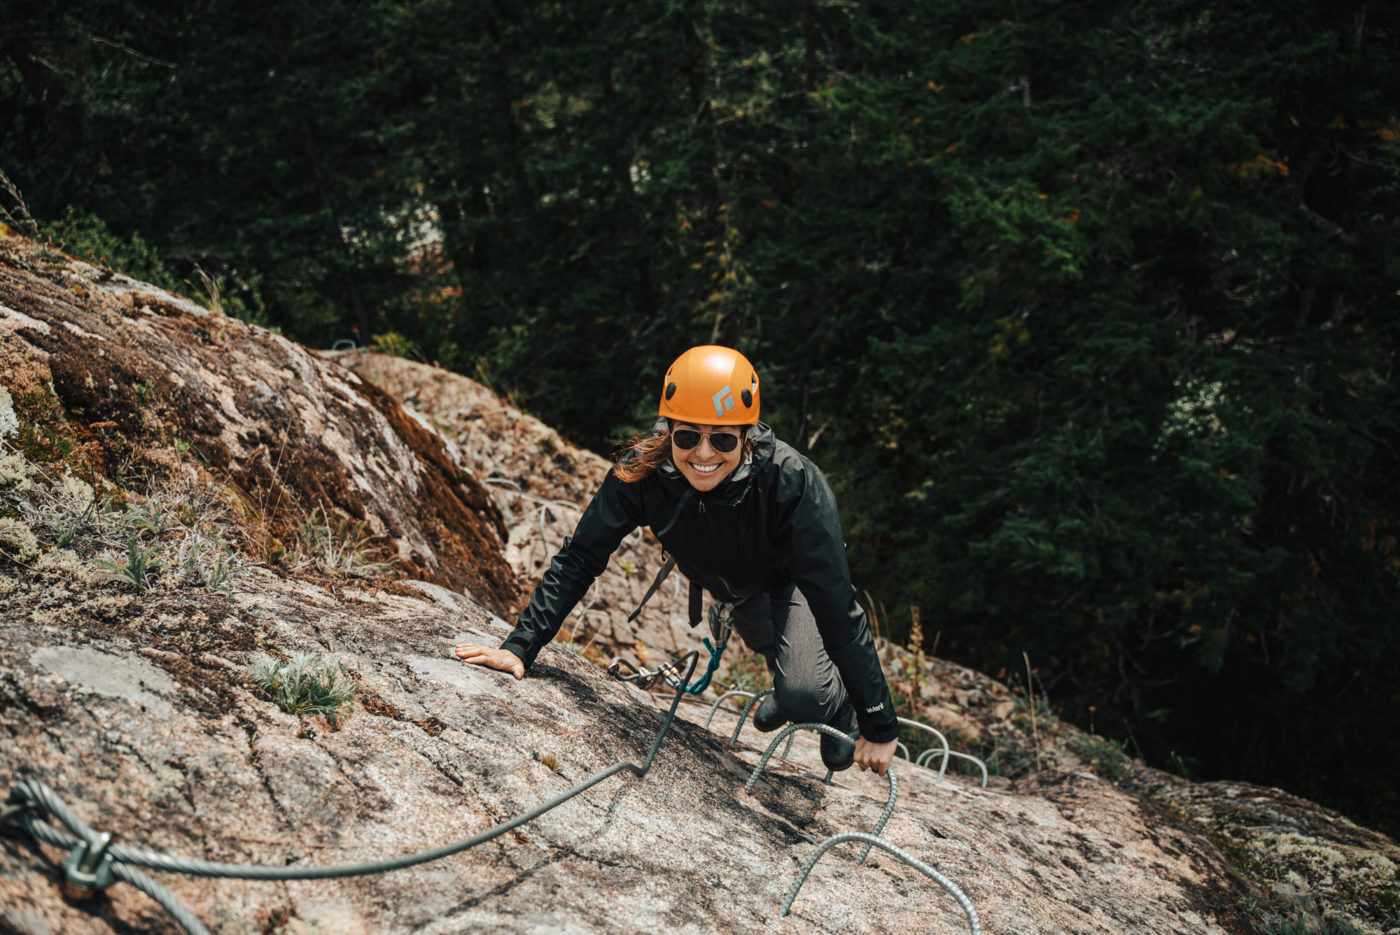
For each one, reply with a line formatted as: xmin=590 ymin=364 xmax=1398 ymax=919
xmin=1128 ymin=771 xmax=1400 ymax=934
xmin=2 ymin=238 xmax=1396 ymax=935
xmin=0 ymin=231 xmax=516 ymax=612
xmin=2 ymin=565 xmax=1253 ymax=935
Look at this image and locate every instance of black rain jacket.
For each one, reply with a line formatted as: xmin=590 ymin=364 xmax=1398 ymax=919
xmin=500 ymin=422 xmax=899 ymax=743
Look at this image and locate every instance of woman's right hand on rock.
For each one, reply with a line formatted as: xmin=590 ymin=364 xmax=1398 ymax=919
xmin=453 ymin=643 xmax=525 ymax=680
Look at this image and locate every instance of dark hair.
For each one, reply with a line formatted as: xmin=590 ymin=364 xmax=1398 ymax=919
xmin=613 ymin=423 xmax=673 ymax=483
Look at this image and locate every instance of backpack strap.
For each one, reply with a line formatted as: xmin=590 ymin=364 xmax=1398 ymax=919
xmin=688 ymin=579 xmax=703 ymax=628
xmin=627 ymin=554 xmax=678 ymax=624
xmin=627 ymin=554 xmax=706 ymax=630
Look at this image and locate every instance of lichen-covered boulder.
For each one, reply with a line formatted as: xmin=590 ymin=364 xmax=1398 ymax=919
xmin=0 ymin=232 xmax=515 ymax=612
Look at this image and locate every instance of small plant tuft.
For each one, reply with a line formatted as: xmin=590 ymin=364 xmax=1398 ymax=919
xmin=179 ymin=533 xmax=241 ymax=596
xmin=0 ymin=168 xmax=41 ymax=241
xmin=93 ymin=530 xmax=161 ymax=589
xmin=1073 ymin=734 xmax=1126 ymax=782
xmin=120 ymin=499 xmax=170 ymax=537
xmin=533 ymin=750 xmax=562 ymax=774
xmin=1257 ymin=914 xmax=1364 ymax=935
xmin=245 ymin=651 xmax=357 ymax=725
xmin=293 ymin=505 xmax=391 ymax=578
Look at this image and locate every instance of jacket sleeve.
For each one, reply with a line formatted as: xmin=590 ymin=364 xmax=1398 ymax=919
xmin=500 ymin=470 xmax=643 ymax=667
xmin=775 ymin=456 xmax=900 ymax=743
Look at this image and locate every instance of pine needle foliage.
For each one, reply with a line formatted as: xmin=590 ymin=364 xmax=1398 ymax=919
xmin=3 ymin=0 xmax=1397 ymax=835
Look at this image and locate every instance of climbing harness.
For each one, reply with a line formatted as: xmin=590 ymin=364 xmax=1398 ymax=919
xmin=606 ymin=600 xmax=729 ymax=696
xmin=617 ymin=549 xmax=732 ymax=696
xmin=627 ymin=553 xmax=679 ymax=624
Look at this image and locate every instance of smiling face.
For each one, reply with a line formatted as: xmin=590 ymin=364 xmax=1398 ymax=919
xmin=671 ymin=422 xmax=745 ymax=492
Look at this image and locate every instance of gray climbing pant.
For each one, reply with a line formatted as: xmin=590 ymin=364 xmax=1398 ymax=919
xmin=729 ymin=580 xmax=850 ymax=727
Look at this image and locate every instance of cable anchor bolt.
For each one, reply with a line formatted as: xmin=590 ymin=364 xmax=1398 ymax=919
xmin=61 ymin=830 xmax=117 ymax=900
xmin=607 ymin=657 xmax=639 ymax=681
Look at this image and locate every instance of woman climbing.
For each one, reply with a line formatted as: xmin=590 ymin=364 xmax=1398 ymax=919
xmin=454 ymin=345 xmax=900 ymax=776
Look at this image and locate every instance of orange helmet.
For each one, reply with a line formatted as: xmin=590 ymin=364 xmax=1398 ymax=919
xmin=658 ymin=345 xmax=760 ymax=425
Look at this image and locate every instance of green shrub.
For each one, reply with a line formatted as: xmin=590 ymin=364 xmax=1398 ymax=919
xmin=245 ymin=651 xmax=357 ymax=725
xmin=120 ymin=500 xmax=171 ymax=538
xmin=985 ymin=745 xmax=1035 ymax=779
xmin=46 ymin=206 xmax=182 ymax=293
xmin=369 ymin=331 xmax=416 ymax=358
xmin=1258 ymin=914 xmax=1362 ymax=935
xmin=1074 ymin=735 xmax=1126 ymax=782
xmin=720 ymin=651 xmax=772 ymax=694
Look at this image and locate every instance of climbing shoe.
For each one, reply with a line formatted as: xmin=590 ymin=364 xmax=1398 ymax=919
xmin=820 ymin=700 xmax=858 ymax=772
xmin=752 ymin=693 xmax=787 ymax=733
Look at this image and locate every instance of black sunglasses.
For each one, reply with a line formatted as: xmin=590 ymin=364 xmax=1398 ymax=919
xmin=673 ymin=428 xmax=742 ymax=453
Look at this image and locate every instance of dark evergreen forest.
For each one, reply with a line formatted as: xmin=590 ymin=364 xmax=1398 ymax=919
xmin=4 ymin=0 xmax=1397 ymax=836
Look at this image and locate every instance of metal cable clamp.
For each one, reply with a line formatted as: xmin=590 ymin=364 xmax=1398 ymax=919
xmin=62 ymin=830 xmax=117 ymax=899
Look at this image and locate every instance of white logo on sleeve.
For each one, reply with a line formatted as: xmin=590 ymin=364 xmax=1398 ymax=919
xmin=864 ymin=703 xmax=884 ymax=713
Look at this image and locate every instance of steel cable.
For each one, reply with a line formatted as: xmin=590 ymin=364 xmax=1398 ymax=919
xmin=779 ymin=831 xmax=981 ymax=934
xmin=916 ymin=749 xmax=990 ymax=787
xmin=6 ymin=653 xmax=700 ymax=933
xmin=704 ymin=689 xmax=755 ymax=729
xmin=745 ymin=722 xmax=897 ymax=864
xmin=16 ymin=793 xmax=213 ymax=935
xmin=730 ymin=688 xmax=774 ymax=744
xmin=9 ymin=650 xmax=984 ymax=931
